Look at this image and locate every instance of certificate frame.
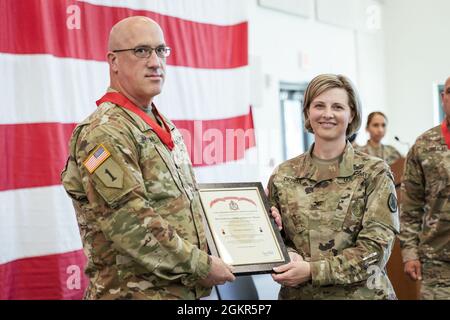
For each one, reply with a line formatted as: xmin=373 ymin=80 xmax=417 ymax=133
xmin=198 ymin=182 xmax=290 ymax=276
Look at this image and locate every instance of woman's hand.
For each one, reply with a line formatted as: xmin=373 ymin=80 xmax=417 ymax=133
xmin=265 ymin=188 xmax=282 ymax=230
xmin=271 ymin=252 xmax=311 ymax=287
xmin=270 ymin=206 xmax=282 ymax=230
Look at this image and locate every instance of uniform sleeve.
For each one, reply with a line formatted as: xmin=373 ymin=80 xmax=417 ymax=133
xmin=267 ymin=170 xmax=279 ymax=210
xmin=310 ymin=163 xmax=400 ymax=286
xmin=398 ymin=144 xmax=425 ymax=262
xmin=267 ymin=169 xmax=298 ymax=256
xmin=70 ymin=123 xmax=211 ymax=287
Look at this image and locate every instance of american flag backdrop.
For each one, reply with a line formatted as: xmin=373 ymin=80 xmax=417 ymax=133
xmin=0 ymin=0 xmax=256 ymax=299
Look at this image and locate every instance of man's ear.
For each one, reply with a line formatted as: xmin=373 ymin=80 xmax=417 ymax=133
xmin=107 ymin=52 xmax=118 ymax=73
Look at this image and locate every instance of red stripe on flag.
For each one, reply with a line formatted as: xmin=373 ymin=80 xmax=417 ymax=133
xmin=0 ymin=123 xmax=77 ymax=192
xmin=174 ymin=108 xmax=256 ymax=167
xmin=0 ymin=250 xmax=88 ymax=300
xmin=0 ymin=110 xmax=255 ymax=191
xmin=0 ymin=0 xmax=248 ymax=69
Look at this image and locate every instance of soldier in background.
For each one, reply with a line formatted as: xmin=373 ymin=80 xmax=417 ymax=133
xmin=399 ymin=77 xmax=450 ymax=300
xmin=358 ymin=112 xmax=402 ymax=166
xmin=268 ymin=74 xmax=399 ymax=299
xmin=61 ymin=16 xmax=235 ymax=299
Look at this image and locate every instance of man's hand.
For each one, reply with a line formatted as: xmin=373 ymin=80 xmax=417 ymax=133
xmin=198 ymin=256 xmax=235 ymax=287
xmin=271 ymin=206 xmax=282 ymax=230
xmin=271 ymin=252 xmax=310 ymax=287
xmin=404 ymin=259 xmax=422 ymax=281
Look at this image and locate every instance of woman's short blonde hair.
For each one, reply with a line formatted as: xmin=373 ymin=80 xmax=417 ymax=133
xmin=302 ymin=74 xmax=362 ymax=137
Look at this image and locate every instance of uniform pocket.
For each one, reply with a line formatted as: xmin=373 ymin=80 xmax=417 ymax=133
xmin=436 ymin=183 xmax=450 ymax=222
xmin=281 ymin=186 xmax=308 ymax=234
xmin=141 ymin=143 xmax=183 ymax=202
xmin=115 ymin=254 xmax=154 ymax=281
xmin=170 ymin=130 xmax=197 ymax=201
xmin=329 ymin=179 xmax=364 ymax=232
xmin=342 ymin=198 xmax=365 ymax=234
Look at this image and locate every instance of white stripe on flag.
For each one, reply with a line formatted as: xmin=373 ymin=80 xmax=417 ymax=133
xmin=1 ymin=54 xmax=249 ymax=124
xmin=0 ymin=186 xmax=82 ymax=265
xmin=194 ymin=147 xmax=259 ymax=183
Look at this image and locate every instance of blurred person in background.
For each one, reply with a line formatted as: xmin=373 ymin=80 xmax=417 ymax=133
xmin=358 ymin=112 xmax=402 ymax=166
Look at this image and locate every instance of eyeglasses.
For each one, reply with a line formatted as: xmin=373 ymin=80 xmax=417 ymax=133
xmin=112 ymin=46 xmax=171 ymax=59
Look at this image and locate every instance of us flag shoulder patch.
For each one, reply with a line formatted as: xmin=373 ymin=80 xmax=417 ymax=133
xmin=83 ymin=144 xmax=111 ymax=174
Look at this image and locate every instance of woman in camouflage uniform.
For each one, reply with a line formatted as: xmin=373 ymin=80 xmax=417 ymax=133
xmin=358 ymin=112 xmax=402 ymax=165
xmin=269 ymin=74 xmax=400 ymax=299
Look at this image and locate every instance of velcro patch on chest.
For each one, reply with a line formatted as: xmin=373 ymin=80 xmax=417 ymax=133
xmin=83 ymin=144 xmax=111 ymax=174
xmin=388 ymin=193 xmax=398 ymax=213
xmin=95 ymin=157 xmax=124 ymax=189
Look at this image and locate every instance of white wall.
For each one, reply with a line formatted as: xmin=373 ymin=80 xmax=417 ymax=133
xmin=383 ymin=0 xmax=450 ymax=152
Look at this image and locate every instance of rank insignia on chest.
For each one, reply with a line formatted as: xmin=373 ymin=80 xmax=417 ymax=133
xmin=83 ymin=144 xmax=111 ymax=174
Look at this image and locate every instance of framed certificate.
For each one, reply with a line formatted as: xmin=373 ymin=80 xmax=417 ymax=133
xmin=198 ymin=182 xmax=290 ymax=275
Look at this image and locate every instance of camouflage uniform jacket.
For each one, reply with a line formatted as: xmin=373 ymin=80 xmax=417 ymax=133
xmin=61 ymin=96 xmax=211 ymax=300
xmin=400 ymin=125 xmax=450 ymax=263
xmin=268 ymin=143 xmax=400 ymax=299
xmin=358 ymin=142 xmax=402 ymax=166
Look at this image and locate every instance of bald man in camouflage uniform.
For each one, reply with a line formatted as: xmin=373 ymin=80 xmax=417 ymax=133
xmin=399 ymin=77 xmax=450 ymax=300
xmin=268 ymin=143 xmax=399 ymax=299
xmin=61 ymin=16 xmax=234 ymax=300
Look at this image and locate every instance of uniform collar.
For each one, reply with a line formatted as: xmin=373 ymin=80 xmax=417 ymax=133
xmin=439 ymin=119 xmax=450 ymax=147
xmin=105 ymin=87 xmax=175 ymax=133
xmin=297 ymin=141 xmax=355 ymax=181
xmin=366 ymin=140 xmax=383 ymax=150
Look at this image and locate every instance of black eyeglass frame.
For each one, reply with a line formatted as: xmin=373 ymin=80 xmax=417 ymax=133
xmin=112 ymin=46 xmax=171 ymax=58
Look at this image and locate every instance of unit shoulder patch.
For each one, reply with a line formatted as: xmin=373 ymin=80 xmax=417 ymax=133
xmin=95 ymin=157 xmax=124 ymax=189
xmin=388 ymin=193 xmax=398 ymax=213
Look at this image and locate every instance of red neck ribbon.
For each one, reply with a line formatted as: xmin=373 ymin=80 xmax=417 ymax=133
xmin=96 ymin=92 xmax=174 ymax=151
xmin=442 ymin=119 xmax=450 ymax=149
